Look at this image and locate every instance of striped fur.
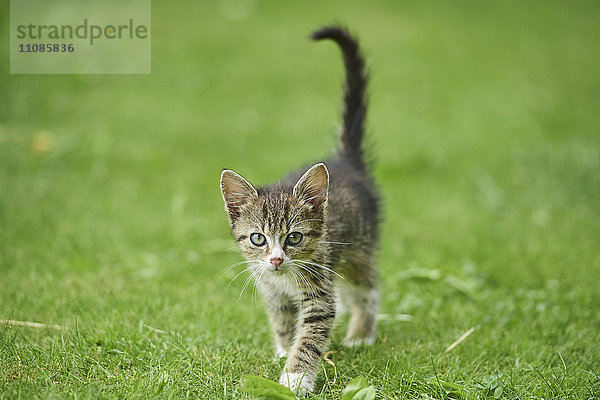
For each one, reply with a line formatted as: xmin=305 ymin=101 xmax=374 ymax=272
xmin=220 ymin=26 xmax=380 ymax=395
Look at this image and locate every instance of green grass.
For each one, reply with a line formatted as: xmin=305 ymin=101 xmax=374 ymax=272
xmin=1 ymin=1 xmax=599 ymax=398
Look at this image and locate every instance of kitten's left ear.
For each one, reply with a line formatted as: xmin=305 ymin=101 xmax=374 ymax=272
xmin=293 ymin=163 xmax=329 ymax=213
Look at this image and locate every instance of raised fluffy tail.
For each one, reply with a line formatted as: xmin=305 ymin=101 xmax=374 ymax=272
xmin=312 ymin=26 xmax=368 ymax=170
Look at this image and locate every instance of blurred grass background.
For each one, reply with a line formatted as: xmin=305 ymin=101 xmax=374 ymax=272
xmin=1 ymin=0 xmax=599 ymax=398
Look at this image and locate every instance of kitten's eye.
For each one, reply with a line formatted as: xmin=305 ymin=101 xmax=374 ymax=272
xmin=285 ymin=232 xmax=303 ymax=246
xmin=250 ymin=233 xmax=266 ymax=246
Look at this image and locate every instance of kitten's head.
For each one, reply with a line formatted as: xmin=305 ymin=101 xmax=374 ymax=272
xmin=220 ymin=163 xmax=329 ymax=274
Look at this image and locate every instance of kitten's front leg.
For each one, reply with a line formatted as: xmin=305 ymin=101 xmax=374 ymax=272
xmin=279 ymin=286 xmax=335 ymax=395
xmin=264 ymin=294 xmax=298 ymax=358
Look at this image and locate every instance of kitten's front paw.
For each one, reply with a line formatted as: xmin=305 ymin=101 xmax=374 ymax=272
xmin=342 ymin=334 xmax=375 ymax=347
xmin=276 ymin=345 xmax=288 ymax=359
xmin=279 ymin=371 xmax=314 ymax=396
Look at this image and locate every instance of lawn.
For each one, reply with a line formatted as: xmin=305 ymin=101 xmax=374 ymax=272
xmin=1 ymin=1 xmax=599 ymax=398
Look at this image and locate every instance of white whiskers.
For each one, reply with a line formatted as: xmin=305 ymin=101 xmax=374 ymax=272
xmin=292 ymin=260 xmax=349 ymax=284
xmin=219 ymin=259 xmax=264 ymax=301
xmin=219 ymin=259 xmax=260 ymax=279
xmin=289 ymin=264 xmax=319 ymax=298
xmin=239 ymin=267 xmax=262 ymax=300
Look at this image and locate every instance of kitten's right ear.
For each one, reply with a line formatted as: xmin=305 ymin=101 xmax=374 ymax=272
xmin=220 ymin=169 xmax=258 ymax=224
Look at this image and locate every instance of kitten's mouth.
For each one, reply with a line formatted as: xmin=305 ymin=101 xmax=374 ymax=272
xmin=267 ymin=264 xmax=287 ymax=274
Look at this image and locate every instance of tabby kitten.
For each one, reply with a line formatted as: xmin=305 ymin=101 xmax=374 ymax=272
xmin=220 ymin=26 xmax=380 ymax=395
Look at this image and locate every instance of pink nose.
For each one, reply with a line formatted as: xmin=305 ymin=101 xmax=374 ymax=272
xmin=270 ymin=257 xmax=283 ymax=268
